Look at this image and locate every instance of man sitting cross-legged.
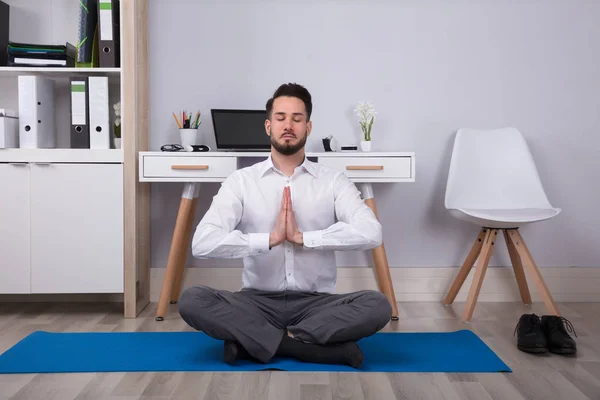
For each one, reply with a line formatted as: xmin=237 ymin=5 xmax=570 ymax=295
xmin=178 ymin=83 xmax=392 ymax=369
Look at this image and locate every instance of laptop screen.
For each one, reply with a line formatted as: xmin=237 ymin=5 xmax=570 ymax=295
xmin=211 ymin=109 xmax=271 ymax=150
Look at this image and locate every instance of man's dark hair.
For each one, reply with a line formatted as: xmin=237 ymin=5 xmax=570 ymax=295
xmin=266 ymin=83 xmax=312 ymax=121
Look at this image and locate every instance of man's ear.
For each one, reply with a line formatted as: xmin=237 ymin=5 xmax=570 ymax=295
xmin=265 ymin=119 xmax=271 ymax=136
xmin=306 ymin=120 xmax=312 ymax=137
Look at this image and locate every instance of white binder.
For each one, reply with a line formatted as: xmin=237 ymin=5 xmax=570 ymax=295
xmin=18 ymin=75 xmax=56 ymax=148
xmin=88 ymin=76 xmax=110 ymax=149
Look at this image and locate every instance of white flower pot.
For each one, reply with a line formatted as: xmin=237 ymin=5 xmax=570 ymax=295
xmin=114 ymin=138 xmax=121 ymax=149
xmin=360 ymin=140 xmax=372 ymax=152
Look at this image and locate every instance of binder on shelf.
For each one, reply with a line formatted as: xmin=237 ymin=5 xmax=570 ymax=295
xmin=18 ymin=75 xmax=57 ymax=149
xmin=0 ymin=109 xmax=18 ymax=149
xmin=70 ymin=77 xmax=90 ymax=148
xmin=97 ymin=0 xmax=120 ymax=68
xmin=76 ymin=0 xmax=99 ymax=67
xmin=0 ymin=1 xmax=8 ymax=67
xmin=88 ymin=76 xmax=110 ymax=149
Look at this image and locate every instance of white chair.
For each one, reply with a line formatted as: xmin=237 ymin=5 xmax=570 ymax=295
xmin=442 ymin=127 xmax=561 ymax=321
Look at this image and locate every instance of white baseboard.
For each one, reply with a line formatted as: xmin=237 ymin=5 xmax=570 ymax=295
xmin=0 ymin=293 xmax=124 ymax=303
xmin=150 ymin=266 xmax=600 ymax=303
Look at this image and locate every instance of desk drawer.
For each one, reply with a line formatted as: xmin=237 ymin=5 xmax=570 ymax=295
xmin=318 ymin=156 xmax=411 ymax=180
xmin=143 ymin=156 xmax=237 ymax=179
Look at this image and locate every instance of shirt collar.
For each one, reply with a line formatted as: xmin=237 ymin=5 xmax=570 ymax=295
xmin=260 ymin=154 xmax=318 ymax=178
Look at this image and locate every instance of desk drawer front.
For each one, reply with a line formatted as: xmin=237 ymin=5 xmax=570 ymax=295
xmin=143 ymin=156 xmax=237 ymax=178
xmin=318 ymin=157 xmax=411 ymax=179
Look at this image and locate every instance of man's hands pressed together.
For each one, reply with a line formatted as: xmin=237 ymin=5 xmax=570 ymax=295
xmin=269 ymin=187 xmax=288 ymax=248
xmin=269 ymin=185 xmax=303 ymax=249
xmin=284 ymin=186 xmax=304 ymax=246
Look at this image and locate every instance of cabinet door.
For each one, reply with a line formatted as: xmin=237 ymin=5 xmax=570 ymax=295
xmin=0 ymin=163 xmax=31 ymax=294
xmin=30 ymin=163 xmax=124 ymax=293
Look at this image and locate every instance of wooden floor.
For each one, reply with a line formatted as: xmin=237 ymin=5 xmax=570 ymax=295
xmin=0 ymin=301 xmax=598 ymax=400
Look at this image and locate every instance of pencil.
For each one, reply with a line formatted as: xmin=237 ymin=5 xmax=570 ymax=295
xmin=172 ymin=112 xmax=182 ymax=129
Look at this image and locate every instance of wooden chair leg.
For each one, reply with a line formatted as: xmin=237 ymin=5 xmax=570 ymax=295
xmin=170 ymin=197 xmax=198 ymax=304
xmin=462 ymin=228 xmax=497 ymax=322
xmin=443 ymin=228 xmax=487 ymax=305
xmin=503 ymin=229 xmax=532 ymax=305
xmin=507 ymin=229 xmax=560 ymax=316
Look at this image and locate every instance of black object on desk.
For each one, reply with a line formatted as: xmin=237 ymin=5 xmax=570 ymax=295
xmin=161 ymin=144 xmax=210 ymax=152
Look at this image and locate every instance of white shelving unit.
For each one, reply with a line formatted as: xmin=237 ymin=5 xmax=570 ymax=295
xmin=0 ymin=1 xmax=126 ymax=298
xmin=0 ymin=66 xmax=122 ymax=77
xmin=0 ymin=64 xmax=123 ymax=151
xmin=0 ymin=0 xmax=150 ymax=318
xmin=0 ymin=148 xmax=123 ymax=163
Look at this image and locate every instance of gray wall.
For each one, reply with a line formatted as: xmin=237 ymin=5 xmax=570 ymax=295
xmin=148 ymin=0 xmax=600 ymax=269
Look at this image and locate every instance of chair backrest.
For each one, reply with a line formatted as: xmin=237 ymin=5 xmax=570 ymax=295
xmin=445 ymin=127 xmax=553 ymax=210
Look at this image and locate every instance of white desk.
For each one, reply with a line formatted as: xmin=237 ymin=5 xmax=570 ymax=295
xmin=139 ymin=151 xmax=415 ymax=321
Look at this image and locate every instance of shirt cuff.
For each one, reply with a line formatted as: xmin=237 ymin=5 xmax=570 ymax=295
xmin=303 ymin=230 xmax=323 ymax=248
xmin=248 ymin=233 xmax=270 ymax=253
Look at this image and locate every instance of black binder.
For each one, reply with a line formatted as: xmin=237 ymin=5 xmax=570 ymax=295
xmin=97 ymin=0 xmax=120 ymax=68
xmin=76 ymin=0 xmax=99 ymax=66
xmin=0 ymin=1 xmax=8 ymax=67
xmin=70 ymin=77 xmax=90 ymax=148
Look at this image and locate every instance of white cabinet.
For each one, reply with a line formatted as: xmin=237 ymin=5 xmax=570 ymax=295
xmin=0 ymin=163 xmax=31 ymax=293
xmin=30 ymin=163 xmax=123 ymax=293
xmin=0 ymin=161 xmax=124 ymax=294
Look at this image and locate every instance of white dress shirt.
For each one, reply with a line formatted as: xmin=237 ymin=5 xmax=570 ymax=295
xmin=191 ymin=155 xmax=382 ymax=293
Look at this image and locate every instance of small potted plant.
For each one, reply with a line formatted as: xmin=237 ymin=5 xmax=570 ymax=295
xmin=113 ymin=101 xmax=121 ymax=149
xmin=354 ymin=101 xmax=376 ymax=152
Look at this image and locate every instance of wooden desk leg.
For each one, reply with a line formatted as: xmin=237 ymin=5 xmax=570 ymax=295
xmin=170 ymin=186 xmax=200 ymax=304
xmin=156 ymin=183 xmax=199 ymax=321
xmin=358 ymin=183 xmax=399 ymax=321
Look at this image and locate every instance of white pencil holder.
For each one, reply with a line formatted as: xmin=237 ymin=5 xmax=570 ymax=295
xmin=179 ymin=128 xmax=198 ymax=147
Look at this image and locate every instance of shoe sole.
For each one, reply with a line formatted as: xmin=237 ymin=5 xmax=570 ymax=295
xmin=549 ymin=347 xmax=577 ymax=355
xmin=518 ymin=344 xmax=547 ymax=354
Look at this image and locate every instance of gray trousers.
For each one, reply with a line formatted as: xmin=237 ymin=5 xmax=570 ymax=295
xmin=178 ymin=285 xmax=392 ymax=363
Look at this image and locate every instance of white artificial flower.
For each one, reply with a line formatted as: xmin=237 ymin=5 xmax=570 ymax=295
xmin=113 ymin=101 xmax=121 ymax=117
xmin=354 ymin=101 xmax=377 ymax=141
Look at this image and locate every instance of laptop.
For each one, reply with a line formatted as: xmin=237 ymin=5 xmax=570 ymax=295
xmin=211 ymin=109 xmax=271 ymax=151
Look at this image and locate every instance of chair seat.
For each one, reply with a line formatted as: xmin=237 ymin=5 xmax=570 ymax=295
xmin=448 ymin=207 xmax=561 ymax=228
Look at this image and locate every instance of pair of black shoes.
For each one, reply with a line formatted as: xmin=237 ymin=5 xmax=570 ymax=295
xmin=514 ymin=313 xmax=577 ymax=355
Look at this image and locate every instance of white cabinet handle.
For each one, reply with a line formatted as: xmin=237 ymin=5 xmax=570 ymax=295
xmin=171 ymin=165 xmax=209 ymax=170
xmin=346 ymin=165 xmax=384 ymax=170
xmin=8 ymin=162 xmax=27 ymax=166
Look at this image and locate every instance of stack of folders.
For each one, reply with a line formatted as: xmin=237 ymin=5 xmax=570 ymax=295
xmin=7 ymin=41 xmax=76 ymax=68
xmin=17 ymin=75 xmax=111 ymax=149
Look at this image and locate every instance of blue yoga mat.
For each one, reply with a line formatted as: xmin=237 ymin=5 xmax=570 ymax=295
xmin=0 ymin=330 xmax=510 ymax=374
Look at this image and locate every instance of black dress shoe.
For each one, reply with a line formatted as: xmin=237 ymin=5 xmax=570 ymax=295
xmin=514 ymin=313 xmax=547 ymax=353
xmin=541 ymin=315 xmax=577 ymax=355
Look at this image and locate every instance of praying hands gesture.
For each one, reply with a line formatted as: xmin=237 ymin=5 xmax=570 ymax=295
xmin=269 ymin=186 xmax=303 ymax=248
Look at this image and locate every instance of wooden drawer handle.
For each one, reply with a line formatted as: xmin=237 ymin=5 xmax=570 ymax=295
xmin=346 ymin=165 xmax=384 ymax=170
xmin=171 ymin=165 xmax=209 ymax=170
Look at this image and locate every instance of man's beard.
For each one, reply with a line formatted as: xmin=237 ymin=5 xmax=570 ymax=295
xmin=271 ymin=131 xmax=307 ymax=156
